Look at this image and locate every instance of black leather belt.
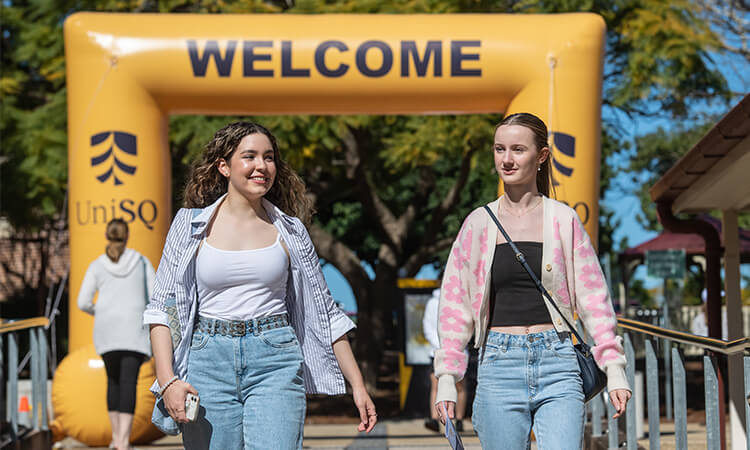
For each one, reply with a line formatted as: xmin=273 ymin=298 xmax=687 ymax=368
xmin=195 ymin=313 xmax=289 ymax=337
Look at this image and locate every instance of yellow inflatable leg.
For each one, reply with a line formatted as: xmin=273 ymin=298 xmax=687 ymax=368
xmin=51 ymin=344 xmax=163 ymax=445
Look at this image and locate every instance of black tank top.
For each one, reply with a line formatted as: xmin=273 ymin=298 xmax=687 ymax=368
xmin=490 ymin=242 xmax=552 ymax=327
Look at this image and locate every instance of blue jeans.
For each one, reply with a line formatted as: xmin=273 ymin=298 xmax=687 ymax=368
xmin=472 ymin=329 xmax=584 ymax=450
xmin=182 ymin=325 xmax=306 ymax=450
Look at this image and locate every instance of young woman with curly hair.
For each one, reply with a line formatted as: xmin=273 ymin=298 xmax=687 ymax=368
xmin=144 ymin=122 xmax=376 ymax=449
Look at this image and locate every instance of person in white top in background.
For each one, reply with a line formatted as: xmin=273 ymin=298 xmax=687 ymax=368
xmin=423 ymin=288 xmax=467 ymax=433
xmin=78 ymin=218 xmax=155 ymax=450
xmin=691 ymin=288 xmax=728 ymax=339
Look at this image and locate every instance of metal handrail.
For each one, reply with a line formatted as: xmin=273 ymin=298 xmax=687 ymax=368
xmin=0 ymin=318 xmax=49 ymax=334
xmin=1 ymin=317 xmax=50 ymax=441
xmin=617 ymin=317 xmax=750 ymax=355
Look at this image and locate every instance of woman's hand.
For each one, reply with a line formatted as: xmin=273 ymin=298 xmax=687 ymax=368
xmin=610 ymin=389 xmax=631 ymax=419
xmin=353 ymin=386 xmax=377 ymax=433
xmin=435 ymin=401 xmax=455 ymax=425
xmin=162 ymin=380 xmax=198 ymax=423
xmin=331 ymin=336 xmax=378 ymax=432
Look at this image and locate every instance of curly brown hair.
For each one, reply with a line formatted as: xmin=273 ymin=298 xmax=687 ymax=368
xmin=182 ymin=122 xmax=314 ymax=224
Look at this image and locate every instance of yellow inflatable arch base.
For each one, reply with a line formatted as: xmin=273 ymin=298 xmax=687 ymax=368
xmin=61 ymin=13 xmax=605 ymax=444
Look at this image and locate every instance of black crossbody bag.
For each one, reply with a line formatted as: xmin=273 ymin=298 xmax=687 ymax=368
xmin=484 ymin=205 xmax=607 ymax=402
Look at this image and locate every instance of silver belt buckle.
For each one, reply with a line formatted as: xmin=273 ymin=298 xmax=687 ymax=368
xmin=230 ymin=322 xmax=245 ymax=336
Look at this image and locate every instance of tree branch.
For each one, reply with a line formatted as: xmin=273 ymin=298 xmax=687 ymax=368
xmin=403 ymin=236 xmax=455 ymax=276
xmin=396 ymin=167 xmax=435 ymax=234
xmin=417 ymin=147 xmax=478 ymax=251
xmin=342 ymin=126 xmax=403 ymax=249
xmin=308 ymin=223 xmax=371 ymax=290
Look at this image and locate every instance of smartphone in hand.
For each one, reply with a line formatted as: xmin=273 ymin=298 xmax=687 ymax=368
xmin=185 ymin=393 xmax=200 ymax=422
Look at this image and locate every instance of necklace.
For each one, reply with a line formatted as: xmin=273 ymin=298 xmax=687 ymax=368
xmin=501 ymin=196 xmax=543 ymax=218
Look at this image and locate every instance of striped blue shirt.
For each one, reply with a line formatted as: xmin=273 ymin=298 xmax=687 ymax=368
xmin=143 ymin=194 xmax=355 ymax=398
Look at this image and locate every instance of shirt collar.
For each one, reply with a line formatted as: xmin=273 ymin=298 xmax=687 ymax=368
xmin=189 ymin=193 xmax=296 ymax=237
xmin=190 ymin=194 xmax=224 ymax=237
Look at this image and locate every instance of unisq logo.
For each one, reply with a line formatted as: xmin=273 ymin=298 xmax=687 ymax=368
xmin=90 ymin=131 xmax=137 ymax=185
xmin=78 ymin=130 xmax=158 ymax=230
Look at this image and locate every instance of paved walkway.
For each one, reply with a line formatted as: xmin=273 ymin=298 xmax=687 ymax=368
xmin=53 ymin=419 xmax=485 ymax=449
xmin=635 ymin=420 xmax=731 ymax=450
xmin=53 ymin=418 xmax=723 ymax=449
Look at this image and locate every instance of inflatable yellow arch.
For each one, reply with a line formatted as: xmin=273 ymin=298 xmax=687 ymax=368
xmin=59 ymin=13 xmax=605 ymax=444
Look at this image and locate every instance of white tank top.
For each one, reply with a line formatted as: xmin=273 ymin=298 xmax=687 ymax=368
xmin=196 ymin=234 xmax=289 ymax=321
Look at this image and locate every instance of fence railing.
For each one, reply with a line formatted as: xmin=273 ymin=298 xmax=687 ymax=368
xmin=1 ymin=317 xmax=50 ymax=446
xmin=584 ymin=317 xmax=750 ymax=450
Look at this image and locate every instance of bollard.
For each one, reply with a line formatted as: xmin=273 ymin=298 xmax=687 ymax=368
xmin=704 ymin=355 xmax=720 ymax=450
xmin=645 ymin=339 xmax=660 ymax=450
xmin=18 ymin=395 xmax=32 ymax=429
xmin=634 ymin=371 xmax=645 ymax=439
xmin=672 ymin=348 xmax=687 ymax=450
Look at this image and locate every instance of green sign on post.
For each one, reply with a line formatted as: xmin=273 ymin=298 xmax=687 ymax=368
xmin=646 ymin=249 xmax=686 ymax=279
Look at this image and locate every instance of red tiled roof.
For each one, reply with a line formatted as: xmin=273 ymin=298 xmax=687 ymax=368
xmin=621 ymin=215 xmax=750 ymax=262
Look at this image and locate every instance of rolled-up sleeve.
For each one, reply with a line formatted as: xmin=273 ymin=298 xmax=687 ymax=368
xmin=144 ymin=208 xmax=189 ymax=326
xmin=143 ymin=308 xmax=170 ymax=326
xmin=329 ymin=309 xmax=356 ymax=342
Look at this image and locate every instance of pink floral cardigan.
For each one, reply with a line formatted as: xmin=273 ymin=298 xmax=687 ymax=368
xmin=434 ymin=196 xmax=630 ymax=404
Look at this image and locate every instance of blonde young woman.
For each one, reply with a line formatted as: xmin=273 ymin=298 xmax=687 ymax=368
xmin=78 ymin=219 xmax=155 ymax=450
xmin=143 ymin=122 xmax=376 ymax=449
xmin=433 ymin=113 xmax=631 ymax=449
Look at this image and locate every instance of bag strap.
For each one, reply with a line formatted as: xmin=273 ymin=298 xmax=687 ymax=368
xmin=483 ymin=205 xmax=588 ymax=348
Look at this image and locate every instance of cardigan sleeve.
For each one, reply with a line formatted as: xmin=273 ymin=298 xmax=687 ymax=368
xmin=570 ymin=215 xmax=630 ymax=393
xmin=434 ymin=216 xmax=477 ymax=404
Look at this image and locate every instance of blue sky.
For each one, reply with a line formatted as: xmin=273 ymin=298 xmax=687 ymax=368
xmin=324 ymin=53 xmax=750 ymax=313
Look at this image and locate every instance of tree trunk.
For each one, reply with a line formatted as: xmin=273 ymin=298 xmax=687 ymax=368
xmin=348 ymin=262 xmax=401 ymax=393
xmin=351 ymin=282 xmax=386 ymax=392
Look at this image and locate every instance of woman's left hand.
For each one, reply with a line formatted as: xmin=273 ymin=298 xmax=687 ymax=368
xmin=353 ymin=386 xmax=377 ymax=433
xmin=610 ymin=389 xmax=632 ymax=419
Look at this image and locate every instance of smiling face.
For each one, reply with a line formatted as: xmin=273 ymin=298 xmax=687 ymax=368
xmin=493 ymin=124 xmax=549 ymax=190
xmin=217 ymin=133 xmax=277 ymax=201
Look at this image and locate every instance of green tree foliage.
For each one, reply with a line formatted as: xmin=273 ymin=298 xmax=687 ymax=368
xmin=629 ymin=278 xmax=655 ymax=307
xmin=627 ymin=120 xmax=717 ymax=230
xmin=695 ymin=0 xmax=750 ymax=67
xmin=1 ymin=0 xmax=73 ymax=229
xmin=515 ymin=0 xmax=730 ymax=117
xmin=625 ymin=120 xmax=750 ymax=229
